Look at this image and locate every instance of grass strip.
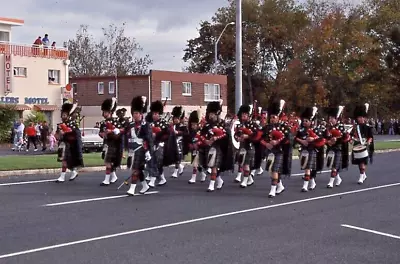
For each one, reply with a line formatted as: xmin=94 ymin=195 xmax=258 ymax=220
xmin=0 ymin=141 xmax=399 ymax=171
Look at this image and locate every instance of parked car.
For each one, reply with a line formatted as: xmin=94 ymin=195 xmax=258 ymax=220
xmin=81 ymin=128 xmax=103 ymax=152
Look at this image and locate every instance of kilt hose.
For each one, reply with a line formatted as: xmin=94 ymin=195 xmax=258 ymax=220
xmin=300 ymin=148 xmax=318 ymax=170
xmin=265 ymin=149 xmax=283 ymax=173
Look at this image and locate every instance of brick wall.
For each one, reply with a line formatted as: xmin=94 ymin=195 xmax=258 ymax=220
xmin=70 ymin=75 xmax=149 ymax=106
xmin=150 ymin=70 xmax=227 ymax=106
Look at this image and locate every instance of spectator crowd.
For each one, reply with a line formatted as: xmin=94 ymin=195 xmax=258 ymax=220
xmin=10 ymin=119 xmax=57 ymax=152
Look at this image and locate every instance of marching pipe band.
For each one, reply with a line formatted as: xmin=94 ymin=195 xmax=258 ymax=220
xmin=53 ymin=96 xmax=375 ymax=198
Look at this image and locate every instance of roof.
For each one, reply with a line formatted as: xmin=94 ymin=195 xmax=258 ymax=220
xmin=0 ymin=17 xmax=24 ymax=26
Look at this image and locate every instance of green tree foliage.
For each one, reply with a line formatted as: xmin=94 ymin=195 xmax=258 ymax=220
xmin=183 ymin=0 xmax=400 ymax=117
xmin=0 ymin=106 xmax=17 ymax=143
xmin=24 ymin=111 xmax=47 ymax=126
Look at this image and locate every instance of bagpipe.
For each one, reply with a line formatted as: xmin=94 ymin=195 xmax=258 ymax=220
xmin=230 ymin=100 xmax=260 ymax=150
xmin=56 ymin=121 xmax=74 ymax=162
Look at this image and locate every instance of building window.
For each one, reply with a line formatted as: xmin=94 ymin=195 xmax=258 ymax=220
xmin=71 ymin=83 xmax=77 ymax=93
xmin=161 ymin=81 xmax=171 ymax=100
xmin=97 ymin=82 xmax=104 ymax=94
xmin=108 ymin=81 xmax=115 ymax=94
xmin=0 ymin=31 xmax=9 ymax=42
xmin=204 ymin=83 xmax=220 ymax=101
xmin=182 ymin=82 xmax=192 ymax=96
xmin=48 ymin=70 xmax=60 ymax=84
xmin=14 ymin=67 xmax=27 ymax=77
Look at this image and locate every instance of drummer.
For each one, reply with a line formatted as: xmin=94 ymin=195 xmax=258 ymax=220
xmin=351 ymin=104 xmax=374 ymax=184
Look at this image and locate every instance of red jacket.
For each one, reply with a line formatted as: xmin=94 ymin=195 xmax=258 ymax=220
xmin=25 ymin=126 xmax=36 ymax=137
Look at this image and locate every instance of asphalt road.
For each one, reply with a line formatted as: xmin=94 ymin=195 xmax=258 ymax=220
xmin=1 ymin=134 xmax=399 ymax=157
xmin=0 ymin=151 xmax=400 ymax=264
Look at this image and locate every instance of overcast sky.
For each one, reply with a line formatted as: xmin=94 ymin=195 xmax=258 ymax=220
xmin=4 ymin=0 xmax=361 ymax=72
xmin=3 ymin=0 xmax=230 ymax=71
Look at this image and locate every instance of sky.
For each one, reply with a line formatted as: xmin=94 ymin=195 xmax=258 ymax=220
xmin=3 ymin=0 xmax=361 ymax=72
xmin=3 ymin=0 xmax=229 ymax=71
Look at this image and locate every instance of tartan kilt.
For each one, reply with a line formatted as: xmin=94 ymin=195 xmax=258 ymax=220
xmin=300 ymin=149 xmax=317 ymax=170
xmin=198 ymin=147 xmax=208 ymax=169
xmin=130 ymin=147 xmax=146 ymax=170
xmin=203 ymin=145 xmax=223 ymax=168
xmin=265 ymin=149 xmax=283 ymax=173
xmin=155 ymin=145 xmax=164 ymax=169
xmin=175 ymin=138 xmax=183 ymax=161
xmin=63 ymin=140 xmax=84 ymax=170
xmin=327 ymin=149 xmax=342 ymax=170
xmin=104 ymin=140 xmax=122 ymax=167
xmin=243 ymin=147 xmax=255 ymax=167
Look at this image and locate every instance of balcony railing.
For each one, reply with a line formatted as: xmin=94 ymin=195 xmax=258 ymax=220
xmin=0 ymin=42 xmax=68 ymax=60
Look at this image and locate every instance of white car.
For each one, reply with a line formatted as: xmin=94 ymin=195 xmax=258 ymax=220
xmin=81 ymin=128 xmax=103 ymax=152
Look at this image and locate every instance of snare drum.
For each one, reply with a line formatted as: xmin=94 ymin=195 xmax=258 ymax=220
xmin=352 ymin=145 xmax=368 ymax=159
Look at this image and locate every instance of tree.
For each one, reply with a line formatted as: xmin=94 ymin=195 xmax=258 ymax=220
xmin=67 ymin=24 xmax=152 ymax=77
xmin=0 ymin=105 xmax=17 ymax=143
xmin=183 ymin=0 xmax=400 ymax=117
xmin=183 ymin=0 xmax=308 ymax=110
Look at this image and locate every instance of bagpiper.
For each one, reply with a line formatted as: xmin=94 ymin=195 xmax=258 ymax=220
xmin=99 ymin=98 xmax=124 ymax=186
xmin=234 ymin=104 xmax=263 ymax=188
xmin=295 ymin=106 xmax=326 ymax=192
xmin=253 ymin=108 xmax=268 ymax=176
xmin=171 ymin=106 xmax=187 ymax=178
xmin=147 ymin=100 xmax=169 ymax=187
xmin=260 ymin=100 xmax=292 ymax=197
xmin=324 ymin=106 xmax=350 ymax=188
xmin=55 ymin=102 xmax=84 ymax=182
xmin=199 ymin=100 xmax=227 ymax=192
xmin=186 ymin=110 xmax=207 ymax=183
xmin=126 ymin=96 xmax=153 ymax=195
xmin=351 ymin=103 xmax=374 ymax=184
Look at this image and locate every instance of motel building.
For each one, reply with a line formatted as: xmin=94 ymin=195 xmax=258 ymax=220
xmin=0 ymin=17 xmax=72 ymax=130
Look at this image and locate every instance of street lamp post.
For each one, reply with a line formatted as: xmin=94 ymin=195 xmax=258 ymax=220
xmin=235 ymin=0 xmax=242 ymax=113
xmin=214 ymin=22 xmax=235 ymax=73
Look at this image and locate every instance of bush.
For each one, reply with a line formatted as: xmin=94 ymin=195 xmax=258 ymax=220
xmin=24 ymin=111 xmax=47 ymax=126
xmin=0 ymin=105 xmax=17 ymax=143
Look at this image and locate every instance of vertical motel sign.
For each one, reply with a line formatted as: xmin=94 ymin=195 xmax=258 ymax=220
xmin=4 ymin=55 xmax=12 ymax=93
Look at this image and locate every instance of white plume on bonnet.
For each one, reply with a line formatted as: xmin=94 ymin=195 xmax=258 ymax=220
xmin=337 ymin=105 xmax=344 ymax=119
xmin=311 ymin=106 xmax=318 ymax=120
xmin=279 ymin=99 xmax=285 ymax=115
xmin=364 ymin=103 xmax=369 ymax=113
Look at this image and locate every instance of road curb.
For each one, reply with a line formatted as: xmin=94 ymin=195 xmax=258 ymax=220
xmin=1 ymin=148 xmax=399 ymax=177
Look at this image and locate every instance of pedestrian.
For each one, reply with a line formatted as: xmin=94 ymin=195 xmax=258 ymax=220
xmin=25 ymin=122 xmax=38 ymax=151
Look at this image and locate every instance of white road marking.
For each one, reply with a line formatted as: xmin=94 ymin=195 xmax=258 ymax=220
xmin=1 ymin=182 xmax=399 ymax=259
xmin=0 ymin=170 xmax=329 ymax=186
xmin=43 ymin=191 xmax=159 ymax=207
xmin=0 ymin=179 xmax=56 ymax=186
xmin=341 ymin=224 xmax=400 ymax=240
xmin=291 ymin=170 xmax=330 ymax=176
